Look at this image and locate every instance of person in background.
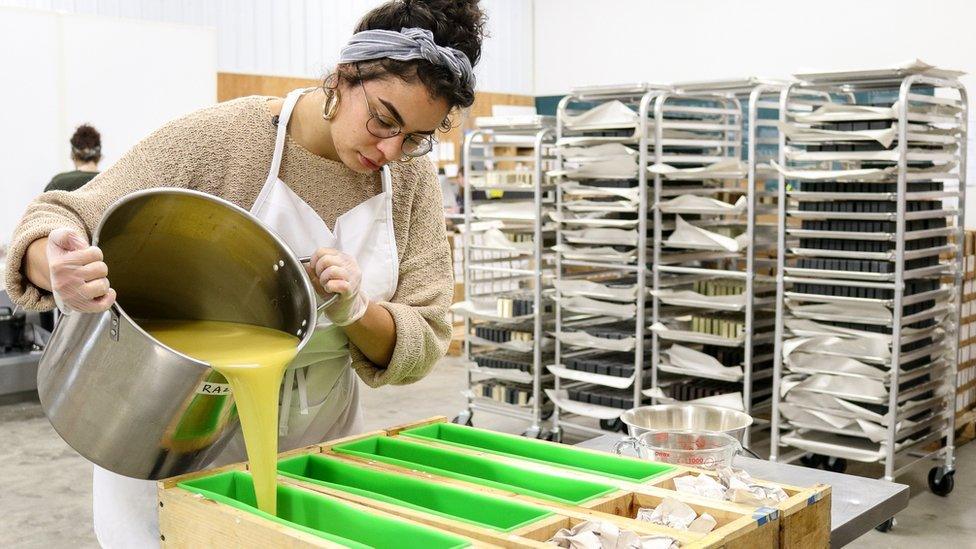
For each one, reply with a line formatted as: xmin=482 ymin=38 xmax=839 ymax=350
xmin=44 ymin=124 xmax=102 ymax=192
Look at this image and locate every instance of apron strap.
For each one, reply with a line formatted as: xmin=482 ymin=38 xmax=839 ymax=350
xmin=381 ymin=166 xmax=400 ymax=292
xmin=380 ymin=165 xmax=393 ymax=195
xmin=265 ymin=88 xmax=309 ymax=188
xmin=278 ymin=368 xmax=296 ymax=436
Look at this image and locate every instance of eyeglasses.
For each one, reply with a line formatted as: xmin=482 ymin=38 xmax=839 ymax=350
xmin=359 ymin=77 xmax=435 ymax=158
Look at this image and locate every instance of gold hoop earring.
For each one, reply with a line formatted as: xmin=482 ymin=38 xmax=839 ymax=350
xmin=322 ymin=88 xmax=340 ymax=120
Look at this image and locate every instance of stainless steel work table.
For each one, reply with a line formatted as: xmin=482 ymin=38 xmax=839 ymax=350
xmin=576 ymin=433 xmax=910 ymax=547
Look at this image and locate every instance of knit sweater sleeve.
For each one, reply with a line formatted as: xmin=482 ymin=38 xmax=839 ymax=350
xmin=2 ymin=101 xmax=242 ymax=311
xmin=349 ymin=159 xmax=454 ymax=387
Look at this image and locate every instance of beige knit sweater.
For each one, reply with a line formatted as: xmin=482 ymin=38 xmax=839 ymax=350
xmin=3 ymin=96 xmax=454 ymax=388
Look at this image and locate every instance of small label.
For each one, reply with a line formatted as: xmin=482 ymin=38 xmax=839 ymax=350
xmin=196 ymin=382 xmax=232 ymax=395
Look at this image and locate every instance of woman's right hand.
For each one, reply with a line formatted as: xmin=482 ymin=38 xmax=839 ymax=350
xmin=46 ymin=228 xmax=116 ymax=313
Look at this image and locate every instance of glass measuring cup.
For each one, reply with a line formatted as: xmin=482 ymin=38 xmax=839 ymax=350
xmin=614 ymin=430 xmax=742 ymax=470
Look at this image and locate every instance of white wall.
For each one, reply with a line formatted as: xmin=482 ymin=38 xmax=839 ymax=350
xmin=0 ymin=0 xmax=535 ymax=94
xmin=534 ymin=0 xmax=976 ymax=225
xmin=533 ymin=0 xmax=976 ymax=95
xmin=0 ymin=7 xmax=216 ymax=244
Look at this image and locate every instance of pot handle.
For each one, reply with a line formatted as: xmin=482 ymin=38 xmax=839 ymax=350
xmin=298 ymin=256 xmax=341 ymax=312
xmin=730 ymin=438 xmax=761 ymax=459
xmin=738 ymin=445 xmax=762 ymax=459
xmin=613 ymin=436 xmax=643 ymax=459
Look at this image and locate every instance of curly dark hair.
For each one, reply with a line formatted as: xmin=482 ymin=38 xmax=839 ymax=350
xmin=328 ymin=0 xmax=487 ymax=123
xmin=70 ymin=124 xmax=101 ymax=163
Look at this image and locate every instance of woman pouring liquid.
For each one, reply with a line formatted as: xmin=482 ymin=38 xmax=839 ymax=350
xmin=2 ymin=0 xmax=487 ymax=546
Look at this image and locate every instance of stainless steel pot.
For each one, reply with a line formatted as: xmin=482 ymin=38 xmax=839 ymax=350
xmin=619 ymin=404 xmax=754 ymax=442
xmin=38 ymin=188 xmax=317 ymax=480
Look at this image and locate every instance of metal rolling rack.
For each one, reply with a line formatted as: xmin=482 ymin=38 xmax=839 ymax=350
xmin=547 ymin=83 xmax=669 ymax=442
xmin=643 ymin=80 xmax=793 ymax=448
xmin=769 ymin=67 xmax=967 ymax=512
xmin=453 ymin=115 xmax=557 ymax=439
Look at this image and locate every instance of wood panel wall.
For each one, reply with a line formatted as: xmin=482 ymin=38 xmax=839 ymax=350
xmin=217 ymin=72 xmax=535 ymax=168
xmin=217 ymin=72 xmax=320 ymax=102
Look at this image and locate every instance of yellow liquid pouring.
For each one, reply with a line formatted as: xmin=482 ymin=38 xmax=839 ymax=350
xmin=143 ymin=320 xmax=299 ymax=515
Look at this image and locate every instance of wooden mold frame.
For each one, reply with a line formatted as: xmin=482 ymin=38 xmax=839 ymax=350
xmin=157 ymin=418 xmax=830 ymax=548
xmin=157 ymin=451 xmax=496 ymax=548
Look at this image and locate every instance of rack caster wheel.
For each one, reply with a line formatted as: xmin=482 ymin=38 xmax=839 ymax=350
xmin=546 ymin=428 xmax=563 ymax=443
xmin=522 ymin=427 xmax=544 ymax=439
xmin=452 ymin=412 xmax=473 ymax=427
xmin=824 ymin=457 xmax=847 ymax=473
xmin=800 ymin=453 xmax=823 ymax=468
xmin=600 ymin=418 xmax=625 ymax=432
xmin=875 ymin=518 xmax=895 ymax=532
xmin=541 ymin=408 xmax=554 ymax=421
xmin=928 ymin=467 xmax=955 ymax=497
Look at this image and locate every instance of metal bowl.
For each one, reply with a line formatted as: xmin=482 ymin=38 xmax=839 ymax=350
xmin=619 ymin=404 xmax=754 ymax=442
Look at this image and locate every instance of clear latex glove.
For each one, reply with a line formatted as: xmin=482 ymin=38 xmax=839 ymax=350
xmin=46 ymin=227 xmax=115 ymax=313
xmin=308 ymin=248 xmax=369 ymax=326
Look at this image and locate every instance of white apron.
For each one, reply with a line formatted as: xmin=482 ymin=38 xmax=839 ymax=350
xmin=92 ymin=88 xmax=400 ymax=548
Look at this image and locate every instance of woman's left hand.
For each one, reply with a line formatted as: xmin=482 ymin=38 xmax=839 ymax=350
xmin=307 ymin=248 xmax=370 ymax=326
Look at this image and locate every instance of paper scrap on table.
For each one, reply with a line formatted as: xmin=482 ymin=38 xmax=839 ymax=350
xmin=673 ymin=469 xmax=788 ymax=506
xmin=719 ymin=468 xmax=789 ymax=506
xmin=636 ymin=497 xmax=717 ymax=534
xmin=673 ymin=473 xmax=727 ymax=500
xmin=548 ymin=520 xmax=678 ymax=549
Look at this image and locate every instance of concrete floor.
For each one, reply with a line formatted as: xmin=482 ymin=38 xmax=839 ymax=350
xmin=2 ymin=356 xmax=974 ymax=548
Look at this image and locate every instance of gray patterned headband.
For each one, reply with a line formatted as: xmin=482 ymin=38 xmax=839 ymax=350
xmin=72 ymin=146 xmax=100 ymax=160
xmin=339 ymin=27 xmax=474 ymax=89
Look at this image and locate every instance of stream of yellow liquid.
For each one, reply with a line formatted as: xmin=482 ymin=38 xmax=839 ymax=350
xmin=143 ymin=320 xmax=300 ymax=515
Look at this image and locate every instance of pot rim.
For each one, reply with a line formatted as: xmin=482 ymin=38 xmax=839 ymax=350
xmin=90 ymin=187 xmax=319 ymax=368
